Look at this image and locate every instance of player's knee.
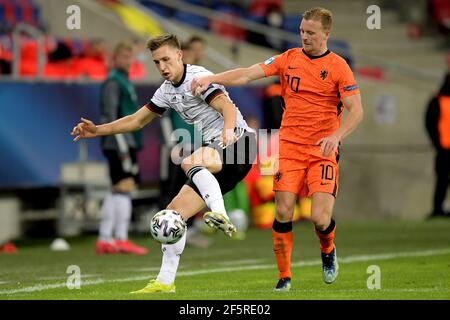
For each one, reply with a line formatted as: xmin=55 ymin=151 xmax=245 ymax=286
xmin=311 ymin=210 xmax=332 ymax=231
xmin=276 ymin=202 xmax=295 ymax=221
xmin=314 ymin=220 xmax=329 ymax=231
xmin=113 ymin=178 xmax=134 ymax=193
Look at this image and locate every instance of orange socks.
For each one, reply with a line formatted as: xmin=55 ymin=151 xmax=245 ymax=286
xmin=315 ymin=219 xmax=336 ymax=254
xmin=272 ymin=219 xmax=293 ymax=279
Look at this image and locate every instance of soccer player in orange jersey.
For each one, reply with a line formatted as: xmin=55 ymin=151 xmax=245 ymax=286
xmin=192 ymin=7 xmax=363 ymax=290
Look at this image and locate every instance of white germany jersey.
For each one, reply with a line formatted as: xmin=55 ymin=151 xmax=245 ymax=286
xmin=147 ymin=64 xmax=252 ymax=142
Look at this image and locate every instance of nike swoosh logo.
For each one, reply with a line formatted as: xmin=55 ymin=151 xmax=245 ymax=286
xmin=288 ymin=66 xmax=298 ymax=70
xmin=320 ymin=182 xmax=331 ymax=185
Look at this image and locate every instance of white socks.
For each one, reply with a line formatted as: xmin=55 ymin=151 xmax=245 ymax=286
xmin=99 ymin=193 xmax=116 ymax=242
xmin=187 ymin=166 xmax=227 ymax=215
xmin=98 ymin=192 xmax=131 ymax=241
xmin=156 ymin=166 xmax=226 ymax=285
xmin=114 ymin=193 xmax=131 ymax=240
xmin=157 ymin=231 xmax=187 ymax=285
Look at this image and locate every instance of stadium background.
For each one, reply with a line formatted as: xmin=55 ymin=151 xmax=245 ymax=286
xmin=0 ymin=0 xmax=449 ymax=300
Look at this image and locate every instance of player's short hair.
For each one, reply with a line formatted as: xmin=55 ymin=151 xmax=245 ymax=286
xmin=303 ymin=7 xmax=333 ymax=32
xmin=146 ymin=34 xmax=181 ymax=52
xmin=188 ymin=35 xmax=205 ymax=45
xmin=113 ymin=41 xmax=134 ymax=56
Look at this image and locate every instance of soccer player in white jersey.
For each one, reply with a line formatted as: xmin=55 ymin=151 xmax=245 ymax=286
xmin=71 ymin=34 xmax=257 ymax=293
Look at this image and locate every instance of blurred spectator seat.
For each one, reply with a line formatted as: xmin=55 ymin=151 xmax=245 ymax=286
xmin=329 ymin=39 xmax=354 ymax=69
xmin=0 ymin=0 xmax=16 ymax=27
xmin=248 ymin=0 xmax=282 ymax=17
xmin=283 ymin=15 xmax=302 ymax=50
xmin=75 ymin=55 xmax=108 ymax=80
xmin=209 ymin=6 xmax=247 ymax=41
xmin=283 ymin=14 xmax=300 ymax=33
xmin=19 ymin=38 xmax=37 ymax=76
xmin=15 ymin=0 xmax=39 ymax=27
xmin=174 ymin=10 xmax=209 ymax=29
xmin=183 ymin=0 xmax=205 ymax=6
xmin=140 ymin=1 xmax=172 ymax=17
xmin=43 ymin=40 xmax=78 ymax=79
xmin=431 ymin=0 xmax=450 ymax=34
xmin=357 ymin=66 xmax=386 ymax=81
xmin=0 ymin=0 xmax=40 ymax=28
xmin=0 ymin=5 xmax=5 ymax=27
xmin=356 ymin=66 xmax=385 ymax=82
xmin=130 ymin=60 xmax=146 ymax=81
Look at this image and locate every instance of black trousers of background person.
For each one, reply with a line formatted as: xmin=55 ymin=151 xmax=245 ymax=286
xmin=433 ymin=149 xmax=450 ymax=216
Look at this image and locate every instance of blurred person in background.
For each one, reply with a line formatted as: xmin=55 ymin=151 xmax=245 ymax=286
xmin=95 ymin=41 xmax=148 ymax=255
xmin=129 ymin=38 xmax=148 ymax=81
xmin=182 ymin=35 xmax=206 ymax=65
xmin=425 ymin=58 xmax=450 ymax=218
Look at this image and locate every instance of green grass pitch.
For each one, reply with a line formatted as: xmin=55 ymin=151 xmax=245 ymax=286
xmin=0 ymin=218 xmax=449 ymax=300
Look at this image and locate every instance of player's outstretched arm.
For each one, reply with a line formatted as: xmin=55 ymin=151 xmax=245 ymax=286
xmin=316 ymin=93 xmax=363 ymax=157
xmin=192 ymin=63 xmax=265 ymax=95
xmin=71 ymin=106 xmax=158 ymax=142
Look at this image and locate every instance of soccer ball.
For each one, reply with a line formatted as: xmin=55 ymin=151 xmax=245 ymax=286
xmin=150 ymin=209 xmax=186 ymax=244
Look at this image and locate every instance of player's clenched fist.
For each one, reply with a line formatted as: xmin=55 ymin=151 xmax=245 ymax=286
xmin=71 ymin=117 xmax=98 ymax=141
xmin=191 ymin=76 xmax=212 ymax=96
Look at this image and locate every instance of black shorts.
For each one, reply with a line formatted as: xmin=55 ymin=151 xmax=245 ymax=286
xmin=186 ymin=130 xmax=257 ymax=196
xmin=103 ymin=149 xmax=140 ymax=185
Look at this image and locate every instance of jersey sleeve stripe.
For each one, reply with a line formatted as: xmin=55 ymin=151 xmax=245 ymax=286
xmin=145 ymin=101 xmax=166 ymax=115
xmin=204 ymin=89 xmax=225 ymax=104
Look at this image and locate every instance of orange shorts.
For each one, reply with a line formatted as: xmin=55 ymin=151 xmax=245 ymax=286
xmin=273 ymin=141 xmax=340 ymax=197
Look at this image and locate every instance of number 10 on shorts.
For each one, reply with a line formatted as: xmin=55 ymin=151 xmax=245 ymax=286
xmin=320 ymin=164 xmax=334 ymax=181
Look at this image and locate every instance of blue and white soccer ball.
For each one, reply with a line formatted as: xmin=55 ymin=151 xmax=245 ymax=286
xmin=150 ymin=209 xmax=186 ymax=244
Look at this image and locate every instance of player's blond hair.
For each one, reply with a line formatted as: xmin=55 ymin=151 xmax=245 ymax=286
xmin=303 ymin=7 xmax=333 ymax=32
xmin=146 ymin=34 xmax=181 ymax=52
xmin=113 ymin=41 xmax=134 ymax=56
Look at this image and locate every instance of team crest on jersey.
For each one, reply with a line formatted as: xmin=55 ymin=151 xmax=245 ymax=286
xmin=320 ymin=70 xmax=328 ymax=80
xmin=264 ymin=56 xmax=275 ymax=65
xmin=274 ymin=171 xmax=282 ymax=182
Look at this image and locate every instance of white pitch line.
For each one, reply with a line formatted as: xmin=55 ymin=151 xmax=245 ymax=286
xmin=37 ymin=274 xmax=99 ymax=281
xmin=217 ymin=258 xmax=267 ymax=266
xmin=0 ymin=248 xmax=449 ymax=296
xmin=124 ymin=267 xmax=161 ymax=273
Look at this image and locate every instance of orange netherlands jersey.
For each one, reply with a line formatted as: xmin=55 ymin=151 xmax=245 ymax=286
xmin=259 ymin=48 xmax=360 ymax=145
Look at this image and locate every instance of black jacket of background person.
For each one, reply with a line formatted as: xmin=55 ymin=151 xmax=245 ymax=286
xmin=425 ymin=72 xmax=450 ymax=151
xmin=100 ymin=68 xmax=141 ymax=151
